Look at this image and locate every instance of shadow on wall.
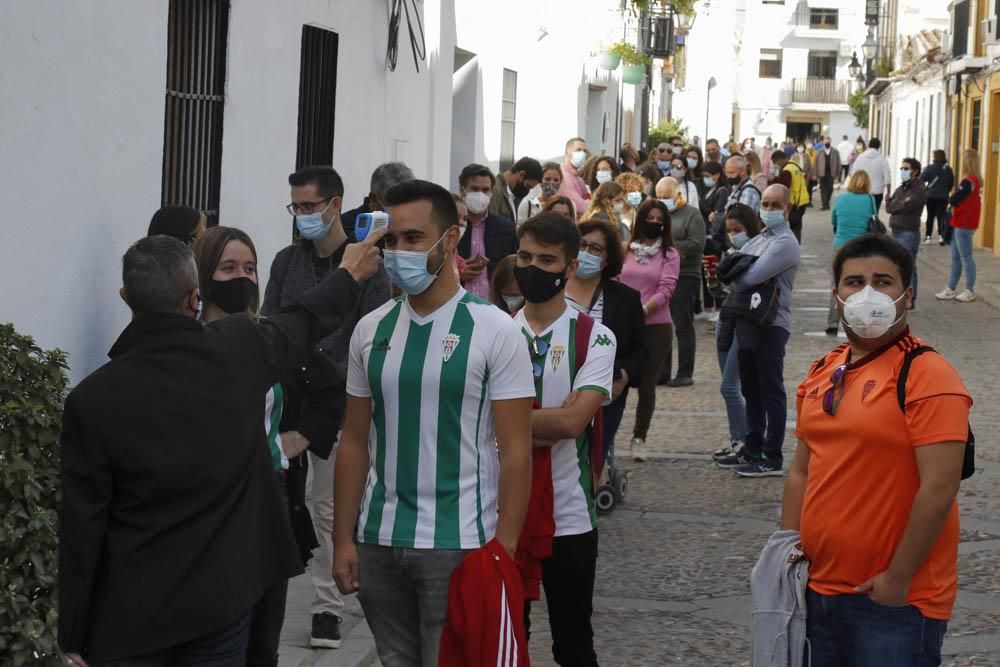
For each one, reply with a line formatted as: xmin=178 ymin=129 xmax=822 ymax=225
xmin=450 ymin=50 xmax=486 ymax=190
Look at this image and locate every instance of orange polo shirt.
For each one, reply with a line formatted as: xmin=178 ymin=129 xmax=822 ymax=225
xmin=795 ymin=332 xmax=972 ymax=620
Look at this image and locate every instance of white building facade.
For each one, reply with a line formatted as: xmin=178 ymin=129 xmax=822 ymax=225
xmin=0 ymin=0 xmax=642 ymax=382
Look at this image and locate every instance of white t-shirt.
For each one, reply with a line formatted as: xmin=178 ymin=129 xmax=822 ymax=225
xmin=513 ymin=306 xmax=616 ymax=536
xmin=347 ymin=288 xmax=535 ymax=549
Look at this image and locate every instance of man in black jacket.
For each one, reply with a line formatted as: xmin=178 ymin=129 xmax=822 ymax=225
xmin=58 ymin=231 xmax=383 ymax=666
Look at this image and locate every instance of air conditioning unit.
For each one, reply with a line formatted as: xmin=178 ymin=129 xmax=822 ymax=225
xmin=982 ymin=18 xmax=999 ymax=45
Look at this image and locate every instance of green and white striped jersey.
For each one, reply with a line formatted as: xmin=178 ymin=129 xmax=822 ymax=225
xmin=513 ymin=306 xmax=616 ymax=536
xmin=347 ymin=288 xmax=535 ymax=550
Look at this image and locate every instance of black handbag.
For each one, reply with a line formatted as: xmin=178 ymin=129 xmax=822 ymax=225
xmin=867 ymin=195 xmax=887 ymax=234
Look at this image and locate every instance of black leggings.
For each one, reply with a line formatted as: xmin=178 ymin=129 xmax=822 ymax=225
xmin=925 ymin=198 xmax=948 ymax=238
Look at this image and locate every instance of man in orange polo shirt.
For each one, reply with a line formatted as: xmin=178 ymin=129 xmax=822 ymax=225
xmin=781 ymin=234 xmax=971 ymax=666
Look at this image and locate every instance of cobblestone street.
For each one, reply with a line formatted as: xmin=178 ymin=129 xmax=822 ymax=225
xmin=280 ymin=195 xmax=1000 ymax=666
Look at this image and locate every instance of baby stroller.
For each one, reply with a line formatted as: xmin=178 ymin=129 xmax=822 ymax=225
xmin=594 ymin=419 xmax=628 ymax=515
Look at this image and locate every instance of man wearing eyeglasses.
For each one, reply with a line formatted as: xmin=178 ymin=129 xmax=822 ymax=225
xmin=512 ymin=212 xmax=615 ymax=667
xmin=779 ymin=234 xmax=971 ymax=666
xmin=262 ymin=165 xmax=391 ymax=649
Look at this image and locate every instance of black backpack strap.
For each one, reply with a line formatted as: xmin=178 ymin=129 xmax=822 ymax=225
xmin=897 ymin=346 xmax=936 ymax=411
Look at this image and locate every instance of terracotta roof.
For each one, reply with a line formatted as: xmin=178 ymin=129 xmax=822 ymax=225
xmin=894 ymin=29 xmax=943 ymax=75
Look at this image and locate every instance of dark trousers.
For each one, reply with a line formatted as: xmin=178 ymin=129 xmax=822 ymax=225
xmin=806 ymin=590 xmax=947 ymax=667
xmin=840 ymin=164 xmax=849 ymax=182
xmin=246 ymin=579 xmax=288 ymax=667
xmin=639 ymin=324 xmax=672 ymax=437
xmin=737 ymin=326 xmax=790 ymax=464
xmin=788 ymin=205 xmax=806 ymax=243
xmin=873 ymin=193 xmax=884 ymax=214
xmin=668 ymin=275 xmax=700 ymax=380
xmin=820 ymin=176 xmax=834 ymax=209
xmin=92 ymin=613 xmax=251 ymax=666
xmin=525 ymin=530 xmax=599 ymax=667
xmin=925 ymin=198 xmax=949 ymax=239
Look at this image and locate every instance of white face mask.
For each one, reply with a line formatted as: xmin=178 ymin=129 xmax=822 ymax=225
xmin=838 ymin=285 xmax=906 ymax=339
xmin=464 ymin=191 xmax=490 ymax=215
xmin=458 ymin=224 xmax=468 ymax=240
xmin=596 ymin=170 xmax=613 ymax=184
xmin=570 ymin=150 xmax=587 ymax=168
xmin=502 ymin=294 xmax=525 ymax=311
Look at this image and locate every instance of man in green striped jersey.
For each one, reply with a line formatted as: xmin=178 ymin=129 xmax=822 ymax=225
xmin=333 ymin=180 xmax=535 ymax=667
xmin=513 ymin=212 xmax=616 ymax=667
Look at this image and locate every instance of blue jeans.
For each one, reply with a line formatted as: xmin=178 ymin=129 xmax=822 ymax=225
xmin=715 ymin=321 xmax=748 ymax=442
xmin=737 ymin=326 xmax=790 ymax=464
xmin=892 ymin=229 xmax=920 ymax=305
xmin=949 ymin=227 xmax=976 ymax=292
xmin=806 ymin=590 xmax=947 ymax=666
xmin=92 ymin=612 xmax=250 ymax=666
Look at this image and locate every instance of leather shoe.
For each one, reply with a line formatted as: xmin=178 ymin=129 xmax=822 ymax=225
xmin=666 ymin=376 xmax=694 ymax=387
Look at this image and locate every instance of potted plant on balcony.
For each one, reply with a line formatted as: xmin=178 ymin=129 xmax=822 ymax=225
xmin=610 ymin=41 xmax=650 ymax=84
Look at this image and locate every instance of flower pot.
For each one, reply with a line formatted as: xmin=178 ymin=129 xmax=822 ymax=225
xmin=597 ymin=51 xmax=622 ymax=70
xmin=622 ymin=63 xmax=645 ymax=84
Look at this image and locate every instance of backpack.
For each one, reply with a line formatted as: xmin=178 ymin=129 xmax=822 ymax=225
xmin=811 ymin=345 xmax=975 ymax=479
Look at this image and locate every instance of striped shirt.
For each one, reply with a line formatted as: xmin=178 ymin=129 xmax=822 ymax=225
xmin=347 ymin=288 xmax=535 ymax=549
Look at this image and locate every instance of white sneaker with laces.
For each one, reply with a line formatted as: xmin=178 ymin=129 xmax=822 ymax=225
xmin=935 ymin=288 xmax=957 ymax=300
xmin=956 ymin=289 xmax=977 ymax=302
xmin=631 ymin=437 xmax=647 ymax=462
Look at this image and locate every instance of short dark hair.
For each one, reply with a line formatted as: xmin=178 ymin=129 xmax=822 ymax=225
xmin=933 ymin=149 xmax=947 ymax=163
xmin=518 ymin=211 xmax=581 ymax=261
xmin=833 ymin=234 xmax=914 ymax=288
xmin=370 ymin=162 xmax=415 ymax=198
xmin=902 ymin=157 xmax=921 ymax=175
xmin=122 ymin=235 xmax=199 ymax=316
xmin=771 ymin=150 xmax=788 ymax=163
xmin=705 ymin=138 xmax=720 ymax=147
xmin=668 ymin=135 xmax=682 ymax=144
xmin=148 ymin=205 xmax=203 ymax=244
xmin=724 ymin=203 xmax=762 ymax=238
xmin=703 ymin=161 xmax=723 ymax=176
xmin=868 ymin=137 xmax=881 ymax=150
xmin=458 ymin=163 xmax=494 ymax=188
xmin=541 ymin=161 xmax=563 ymax=178
xmin=192 ymin=226 xmax=260 ymax=315
xmin=288 ymin=165 xmax=345 ymax=199
xmin=511 ymin=157 xmax=543 ymax=181
xmin=578 ymin=218 xmax=625 ymax=280
xmin=383 ymin=179 xmax=459 ymax=232
xmin=631 ymin=199 xmax=674 ymax=252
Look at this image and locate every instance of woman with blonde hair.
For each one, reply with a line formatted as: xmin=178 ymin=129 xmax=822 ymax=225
xmin=615 ymin=171 xmax=647 ymax=232
xmin=583 ymin=181 xmax=629 ymax=239
xmin=825 ymin=169 xmax=878 ymax=334
xmin=744 ymin=150 xmax=768 ymax=192
xmin=936 ymin=148 xmax=983 ymax=302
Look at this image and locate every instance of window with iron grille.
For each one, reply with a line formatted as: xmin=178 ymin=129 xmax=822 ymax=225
xmin=161 ymin=0 xmax=229 ymax=227
xmin=296 ymin=26 xmax=339 ymax=168
xmin=500 ymin=69 xmax=517 ymax=171
xmin=759 ymin=49 xmax=782 ymax=78
xmin=807 ymin=50 xmax=838 ymax=79
xmin=809 ymin=8 xmax=838 ymax=29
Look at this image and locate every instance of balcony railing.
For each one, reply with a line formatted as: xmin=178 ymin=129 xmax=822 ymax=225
xmin=791 ymin=78 xmax=853 ymax=104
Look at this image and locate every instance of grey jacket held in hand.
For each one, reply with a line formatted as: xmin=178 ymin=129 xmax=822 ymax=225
xmin=750 ymin=530 xmax=809 ymax=667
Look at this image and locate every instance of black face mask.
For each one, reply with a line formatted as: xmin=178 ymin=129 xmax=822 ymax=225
xmin=209 ymin=277 xmax=257 ymax=315
xmin=727 ymin=175 xmax=742 ymax=186
xmin=513 ymin=264 xmax=567 ymax=304
xmin=644 ymin=223 xmax=665 ymax=239
xmin=513 ymin=182 xmax=531 ymax=199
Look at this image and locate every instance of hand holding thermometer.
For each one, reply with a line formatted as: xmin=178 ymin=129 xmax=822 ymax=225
xmin=355 ymin=212 xmax=390 ymax=241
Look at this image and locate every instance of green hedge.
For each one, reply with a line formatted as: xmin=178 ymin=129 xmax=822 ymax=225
xmin=0 ymin=323 xmax=67 ymax=664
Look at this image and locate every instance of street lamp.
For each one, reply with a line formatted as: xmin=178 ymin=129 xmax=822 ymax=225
xmin=848 ymin=52 xmax=862 ymax=79
xmin=861 ymin=31 xmax=878 ymax=62
xmin=676 ymin=10 xmax=695 ymax=34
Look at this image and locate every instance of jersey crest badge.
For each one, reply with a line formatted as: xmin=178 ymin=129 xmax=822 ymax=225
xmin=550 ymin=344 xmax=565 ymax=371
xmin=441 ymin=334 xmax=461 ymax=362
xmin=862 ymin=379 xmax=877 ymax=400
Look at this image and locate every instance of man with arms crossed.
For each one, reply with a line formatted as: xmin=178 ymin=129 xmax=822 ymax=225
xmin=332 ymin=180 xmax=535 ymax=667
xmin=782 ymin=234 xmax=971 ymax=665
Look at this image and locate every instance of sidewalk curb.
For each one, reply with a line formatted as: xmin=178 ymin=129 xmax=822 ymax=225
xmin=916 ymin=247 xmax=1000 ymax=311
xmin=313 ymin=620 xmax=379 ymax=667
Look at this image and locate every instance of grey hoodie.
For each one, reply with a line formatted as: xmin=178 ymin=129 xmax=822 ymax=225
xmin=750 ymin=529 xmax=809 ymax=667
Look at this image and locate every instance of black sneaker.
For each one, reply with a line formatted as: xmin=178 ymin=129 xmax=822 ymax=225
xmin=666 ymin=376 xmax=694 ymax=387
xmin=310 ymin=613 xmax=342 ymax=649
xmin=735 ymin=459 xmax=784 ymax=478
xmin=715 ymin=447 xmax=758 ymax=469
xmin=824 ymin=327 xmax=838 ymax=336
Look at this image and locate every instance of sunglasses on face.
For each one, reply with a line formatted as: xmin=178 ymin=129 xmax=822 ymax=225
xmin=822 ymin=364 xmax=848 ymax=416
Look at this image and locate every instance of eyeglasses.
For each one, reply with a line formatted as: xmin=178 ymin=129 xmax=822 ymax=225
xmin=657 ymin=147 xmax=669 ymax=153
xmin=530 ymin=337 xmax=550 ymax=378
xmin=285 ymin=197 xmax=334 ymax=216
xmin=822 ymin=364 xmax=848 ymax=416
xmin=580 ymin=241 xmax=607 ymax=256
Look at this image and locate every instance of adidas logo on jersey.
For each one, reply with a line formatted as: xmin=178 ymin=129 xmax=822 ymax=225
xmin=373 ymin=338 xmax=391 ymax=353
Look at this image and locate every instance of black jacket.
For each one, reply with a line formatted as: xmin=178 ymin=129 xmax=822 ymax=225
xmin=716 ymin=253 xmax=779 ymax=352
xmin=600 ymin=280 xmax=648 ymax=388
xmin=457 ymin=211 xmax=517 ymax=279
xmin=58 ymin=269 xmax=360 ymax=661
xmin=921 ymin=162 xmax=955 ymax=200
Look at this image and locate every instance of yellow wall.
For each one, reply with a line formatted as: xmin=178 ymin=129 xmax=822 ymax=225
xmin=953 ymin=72 xmax=1000 ymax=253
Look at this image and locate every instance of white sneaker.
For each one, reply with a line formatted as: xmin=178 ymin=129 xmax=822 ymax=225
xmin=922 ymin=237 xmax=934 ymax=245
xmin=694 ymin=311 xmax=714 ymax=321
xmin=935 ymin=288 xmax=958 ymax=300
xmin=631 ymin=437 xmax=647 ymax=462
xmin=956 ymin=289 xmax=977 ymax=302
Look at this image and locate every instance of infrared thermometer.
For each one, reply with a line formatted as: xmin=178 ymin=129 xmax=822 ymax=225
xmin=355 ymin=211 xmax=390 ymax=241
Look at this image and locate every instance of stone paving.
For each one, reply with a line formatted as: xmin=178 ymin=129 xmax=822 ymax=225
xmin=280 ymin=195 xmax=1000 ymax=666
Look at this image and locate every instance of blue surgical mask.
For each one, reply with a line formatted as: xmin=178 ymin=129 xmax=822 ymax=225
xmin=686 ymin=157 xmax=698 ymax=170
xmin=626 ymin=191 xmax=643 ymax=207
xmin=670 ymin=168 xmax=685 ymax=180
xmin=729 ymin=231 xmax=749 ymax=248
xmin=596 ymin=170 xmax=613 ymax=184
xmin=575 ymin=251 xmax=604 ymax=279
xmin=612 ymin=201 xmax=625 ymax=214
xmin=759 ymin=209 xmax=786 ymax=228
xmin=383 ymin=232 xmax=448 ymax=295
xmin=703 ymin=176 xmax=716 ymax=189
xmin=656 ymin=159 xmax=671 ymax=171
xmin=660 ymin=198 xmax=677 ymax=212
xmin=295 ymin=199 xmax=336 ymax=240
xmin=900 ymin=168 xmax=912 ymax=183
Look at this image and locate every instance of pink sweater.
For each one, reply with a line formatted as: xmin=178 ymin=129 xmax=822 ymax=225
xmin=558 ymin=161 xmax=589 ymax=220
xmin=617 ymin=246 xmax=680 ymax=325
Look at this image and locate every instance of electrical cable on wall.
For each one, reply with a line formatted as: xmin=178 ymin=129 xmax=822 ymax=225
xmin=386 ymin=0 xmax=426 ymax=72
